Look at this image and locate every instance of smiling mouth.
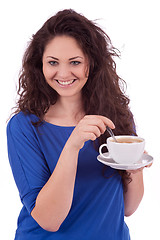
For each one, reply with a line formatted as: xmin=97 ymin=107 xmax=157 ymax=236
xmin=56 ymin=79 xmax=76 ymax=86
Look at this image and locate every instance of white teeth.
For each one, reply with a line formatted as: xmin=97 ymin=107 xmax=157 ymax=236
xmin=57 ymin=80 xmax=75 ymax=85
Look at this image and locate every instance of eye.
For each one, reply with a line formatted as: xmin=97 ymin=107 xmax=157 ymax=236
xmin=48 ymin=61 xmax=58 ymax=66
xmin=70 ymin=61 xmax=81 ymax=65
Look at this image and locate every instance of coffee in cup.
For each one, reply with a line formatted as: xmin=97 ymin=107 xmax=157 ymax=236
xmin=99 ymin=135 xmax=145 ymax=164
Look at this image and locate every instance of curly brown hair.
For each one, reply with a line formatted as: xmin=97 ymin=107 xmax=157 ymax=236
xmin=15 ymin=9 xmax=136 ymax=190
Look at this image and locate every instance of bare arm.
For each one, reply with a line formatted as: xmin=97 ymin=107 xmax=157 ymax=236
xmin=31 ymin=115 xmax=115 ymax=232
xmin=124 ymin=169 xmax=144 ymax=217
xmin=31 ymin=141 xmax=79 ymax=232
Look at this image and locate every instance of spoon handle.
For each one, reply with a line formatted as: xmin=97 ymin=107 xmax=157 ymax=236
xmin=106 ymin=126 xmax=118 ymax=142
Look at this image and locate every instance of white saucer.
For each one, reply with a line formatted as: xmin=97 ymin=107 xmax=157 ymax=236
xmin=97 ymin=153 xmax=153 ymax=170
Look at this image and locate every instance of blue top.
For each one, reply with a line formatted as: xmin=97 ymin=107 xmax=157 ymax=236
xmin=7 ymin=112 xmax=130 ymax=240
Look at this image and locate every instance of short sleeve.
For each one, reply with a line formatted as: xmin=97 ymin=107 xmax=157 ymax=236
xmin=7 ymin=113 xmax=51 ymax=214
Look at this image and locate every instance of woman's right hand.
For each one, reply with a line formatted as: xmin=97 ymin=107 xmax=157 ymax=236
xmin=67 ymin=115 xmax=115 ymax=150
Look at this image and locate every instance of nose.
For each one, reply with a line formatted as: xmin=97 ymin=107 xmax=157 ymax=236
xmin=56 ymin=64 xmax=71 ymax=80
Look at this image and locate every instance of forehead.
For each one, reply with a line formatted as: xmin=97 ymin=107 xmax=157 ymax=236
xmin=43 ymin=35 xmax=85 ymax=58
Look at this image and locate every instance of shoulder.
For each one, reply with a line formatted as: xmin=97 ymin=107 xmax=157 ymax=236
xmin=7 ymin=111 xmax=39 ymax=136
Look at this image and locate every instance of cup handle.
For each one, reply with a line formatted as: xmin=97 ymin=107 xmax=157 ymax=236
xmin=99 ymin=144 xmax=108 ymax=158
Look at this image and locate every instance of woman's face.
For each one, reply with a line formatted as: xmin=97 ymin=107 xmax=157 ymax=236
xmin=42 ymin=35 xmax=89 ymax=98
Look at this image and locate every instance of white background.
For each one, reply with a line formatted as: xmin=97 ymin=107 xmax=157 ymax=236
xmin=0 ymin=0 xmax=160 ymax=239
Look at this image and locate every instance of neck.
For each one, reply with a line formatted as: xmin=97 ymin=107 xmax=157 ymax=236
xmin=45 ymin=94 xmax=85 ymax=125
xmin=57 ymin=95 xmax=84 ymax=116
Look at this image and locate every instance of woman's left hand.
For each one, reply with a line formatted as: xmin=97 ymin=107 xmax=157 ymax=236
xmin=127 ymin=151 xmax=153 ymax=174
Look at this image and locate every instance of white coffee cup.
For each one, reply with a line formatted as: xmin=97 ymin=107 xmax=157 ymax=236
xmin=99 ymin=135 xmax=145 ymax=164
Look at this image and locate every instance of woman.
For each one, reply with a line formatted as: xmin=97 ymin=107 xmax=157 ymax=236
xmin=7 ymin=9 xmax=145 ymax=240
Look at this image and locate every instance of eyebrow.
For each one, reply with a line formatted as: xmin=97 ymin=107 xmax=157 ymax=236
xmin=69 ymin=56 xmax=83 ymax=60
xmin=46 ymin=56 xmax=83 ymax=60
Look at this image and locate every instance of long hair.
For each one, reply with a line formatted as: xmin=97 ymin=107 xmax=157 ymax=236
xmin=15 ymin=9 xmax=136 ymax=190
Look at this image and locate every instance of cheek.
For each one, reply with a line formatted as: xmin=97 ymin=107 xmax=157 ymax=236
xmin=78 ymin=65 xmax=89 ymax=79
xmin=43 ymin=65 xmax=56 ymax=80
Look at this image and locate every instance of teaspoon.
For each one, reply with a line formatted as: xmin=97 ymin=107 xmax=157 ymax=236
xmin=106 ymin=126 xmax=118 ymax=142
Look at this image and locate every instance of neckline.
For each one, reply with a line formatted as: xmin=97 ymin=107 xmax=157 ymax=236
xmin=44 ymin=120 xmax=76 ymax=128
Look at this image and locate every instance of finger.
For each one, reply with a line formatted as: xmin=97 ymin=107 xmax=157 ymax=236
xmin=84 ymin=125 xmax=102 ymax=138
xmin=82 ymin=116 xmax=107 ymax=134
xmin=88 ymin=120 xmax=106 ymax=134
xmin=89 ymin=132 xmax=97 ymax=141
xmin=144 ymin=150 xmax=148 ymax=154
xmin=82 ymin=132 xmax=97 ymax=142
xmin=145 ymin=163 xmax=153 ymax=168
xmin=95 ymin=115 xmax=115 ymax=129
xmin=84 ymin=115 xmax=115 ymax=131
